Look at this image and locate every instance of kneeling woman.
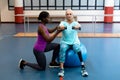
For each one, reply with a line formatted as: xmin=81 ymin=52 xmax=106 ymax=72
xmin=19 ymin=11 xmax=61 ymax=70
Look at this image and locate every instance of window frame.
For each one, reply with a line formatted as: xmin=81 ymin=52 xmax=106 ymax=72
xmin=8 ymin=0 xmax=116 ymax=10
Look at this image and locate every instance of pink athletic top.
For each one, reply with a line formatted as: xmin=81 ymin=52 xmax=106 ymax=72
xmin=33 ymin=24 xmax=49 ymax=51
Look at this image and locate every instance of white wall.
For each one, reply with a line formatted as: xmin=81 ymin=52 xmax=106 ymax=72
xmin=24 ymin=10 xmax=105 ymax=22
xmin=113 ymin=10 xmax=120 ymax=22
xmin=1 ymin=0 xmax=120 ymax=22
xmin=1 ymin=0 xmax=14 ymax=22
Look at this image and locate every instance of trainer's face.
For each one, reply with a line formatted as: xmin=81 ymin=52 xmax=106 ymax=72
xmin=65 ymin=10 xmax=74 ymax=21
xmin=44 ymin=15 xmax=50 ymax=23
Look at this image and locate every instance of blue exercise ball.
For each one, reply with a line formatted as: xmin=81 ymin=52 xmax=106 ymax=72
xmin=64 ymin=43 xmax=87 ymax=67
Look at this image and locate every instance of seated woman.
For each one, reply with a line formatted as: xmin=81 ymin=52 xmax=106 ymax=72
xmin=58 ymin=9 xmax=88 ymax=77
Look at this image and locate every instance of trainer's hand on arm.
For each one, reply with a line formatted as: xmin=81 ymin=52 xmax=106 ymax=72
xmin=57 ymin=26 xmax=66 ymax=31
xmin=38 ymin=26 xmax=60 ymax=42
xmin=48 ymin=26 xmax=58 ymax=33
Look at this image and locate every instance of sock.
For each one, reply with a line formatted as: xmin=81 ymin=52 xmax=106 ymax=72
xmin=81 ymin=62 xmax=85 ymax=69
xmin=81 ymin=62 xmax=85 ymax=65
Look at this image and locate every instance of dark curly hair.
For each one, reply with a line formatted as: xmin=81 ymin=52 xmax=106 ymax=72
xmin=38 ymin=11 xmax=49 ymax=21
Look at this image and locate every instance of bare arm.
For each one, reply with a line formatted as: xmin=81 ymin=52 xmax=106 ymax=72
xmin=48 ymin=26 xmax=57 ymax=33
xmin=57 ymin=26 xmax=66 ymax=30
xmin=74 ymin=24 xmax=81 ymax=28
xmin=72 ymin=23 xmax=81 ymax=30
xmin=38 ymin=26 xmax=60 ymax=42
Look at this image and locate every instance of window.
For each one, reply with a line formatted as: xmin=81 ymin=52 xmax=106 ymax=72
xmin=8 ymin=0 xmax=14 ymax=10
xmin=114 ymin=0 xmax=120 ymax=10
xmin=56 ymin=0 xmax=63 ymax=10
xmin=8 ymin=0 xmax=106 ymax=10
xmin=96 ymin=0 xmax=104 ymax=10
xmin=88 ymin=0 xmax=95 ymax=10
xmin=72 ymin=0 xmax=79 ymax=10
xmin=24 ymin=0 xmax=32 ymax=10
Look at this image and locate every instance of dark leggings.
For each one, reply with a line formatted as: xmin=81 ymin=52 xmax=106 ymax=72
xmin=26 ymin=43 xmax=60 ymax=71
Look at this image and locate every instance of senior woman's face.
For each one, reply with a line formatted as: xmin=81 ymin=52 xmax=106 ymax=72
xmin=65 ymin=10 xmax=74 ymax=21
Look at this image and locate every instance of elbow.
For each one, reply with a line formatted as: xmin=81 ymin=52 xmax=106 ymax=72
xmin=46 ymin=39 xmax=52 ymax=43
xmin=46 ymin=40 xmax=51 ymax=43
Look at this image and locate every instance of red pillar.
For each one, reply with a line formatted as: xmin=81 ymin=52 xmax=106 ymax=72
xmin=14 ymin=0 xmax=24 ymax=23
xmin=104 ymin=0 xmax=114 ymax=23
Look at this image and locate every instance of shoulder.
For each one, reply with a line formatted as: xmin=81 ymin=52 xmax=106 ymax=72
xmin=60 ymin=21 xmax=66 ymax=24
xmin=73 ymin=21 xmax=79 ymax=24
xmin=73 ymin=21 xmax=81 ymax=26
xmin=39 ymin=23 xmax=44 ymax=27
xmin=59 ymin=21 xmax=67 ymax=26
xmin=38 ymin=23 xmax=48 ymax=29
xmin=38 ymin=24 xmax=43 ymax=30
xmin=38 ymin=24 xmax=46 ymax=33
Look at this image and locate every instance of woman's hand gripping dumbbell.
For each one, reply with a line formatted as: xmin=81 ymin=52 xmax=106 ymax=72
xmin=57 ymin=26 xmax=67 ymax=31
xmin=72 ymin=26 xmax=81 ymax=30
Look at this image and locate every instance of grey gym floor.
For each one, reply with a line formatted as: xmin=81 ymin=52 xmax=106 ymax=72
xmin=0 ymin=23 xmax=120 ymax=80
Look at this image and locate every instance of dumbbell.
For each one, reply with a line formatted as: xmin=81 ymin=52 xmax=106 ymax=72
xmin=72 ymin=26 xmax=81 ymax=30
xmin=64 ymin=27 xmax=67 ymax=29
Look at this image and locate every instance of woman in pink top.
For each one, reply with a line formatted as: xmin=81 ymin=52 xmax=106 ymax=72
xmin=19 ymin=11 xmax=61 ymax=70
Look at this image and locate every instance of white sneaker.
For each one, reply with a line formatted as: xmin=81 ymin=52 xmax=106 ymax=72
xmin=81 ymin=69 xmax=88 ymax=77
xmin=58 ymin=69 xmax=64 ymax=77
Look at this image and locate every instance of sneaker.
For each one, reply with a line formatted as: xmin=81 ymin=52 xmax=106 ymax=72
xmin=81 ymin=69 xmax=88 ymax=77
xmin=49 ymin=61 xmax=59 ymax=68
xmin=18 ymin=59 xmax=25 ymax=69
xmin=58 ymin=69 xmax=64 ymax=77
